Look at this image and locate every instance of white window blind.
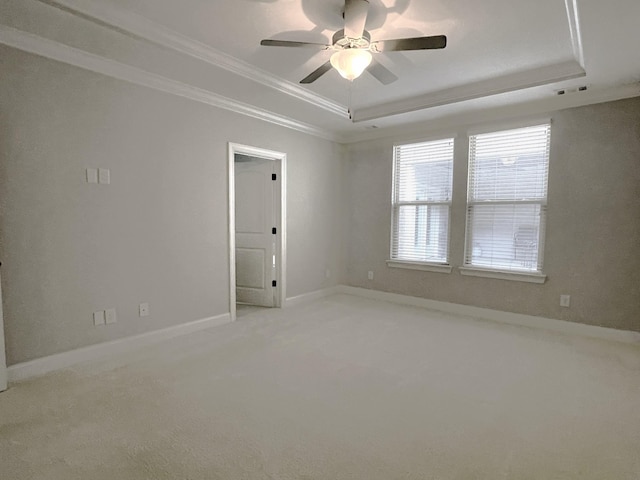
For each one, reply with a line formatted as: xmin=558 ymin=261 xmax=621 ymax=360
xmin=391 ymin=138 xmax=454 ymax=263
xmin=464 ymin=124 xmax=550 ymax=273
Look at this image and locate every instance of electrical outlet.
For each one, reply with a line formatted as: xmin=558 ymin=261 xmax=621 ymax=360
xmin=560 ymin=295 xmax=571 ymax=308
xmin=93 ymin=311 xmax=105 ymax=326
xmin=325 ymin=268 xmax=331 ymax=279
xmin=367 ymin=271 xmax=374 ymax=280
xmin=139 ymin=303 xmax=149 ymax=317
xmin=105 ymin=308 xmax=117 ymax=324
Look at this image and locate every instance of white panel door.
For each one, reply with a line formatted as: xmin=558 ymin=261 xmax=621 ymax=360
xmin=0 ymin=267 xmax=7 ymax=392
xmin=235 ymin=157 xmax=275 ymax=307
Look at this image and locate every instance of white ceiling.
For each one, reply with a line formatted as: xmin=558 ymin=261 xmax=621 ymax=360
xmin=5 ymin=0 xmax=640 ymax=141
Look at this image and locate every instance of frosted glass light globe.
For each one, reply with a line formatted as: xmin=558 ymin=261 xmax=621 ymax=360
xmin=330 ymin=49 xmax=372 ymax=81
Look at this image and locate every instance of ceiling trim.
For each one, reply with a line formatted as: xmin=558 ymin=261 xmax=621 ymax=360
xmin=351 ymin=60 xmax=587 ymax=122
xmin=37 ymin=0 xmax=349 ymax=119
xmin=0 ymin=25 xmax=337 ymax=141
xmin=564 ymin=0 xmax=585 ymax=68
xmin=345 ymin=83 xmax=640 ymax=145
xmin=34 ymin=0 xmax=589 ymax=127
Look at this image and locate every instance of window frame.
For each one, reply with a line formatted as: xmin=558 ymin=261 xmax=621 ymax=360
xmin=389 ymin=137 xmax=455 ymax=271
xmin=461 ymin=122 xmax=551 ymax=282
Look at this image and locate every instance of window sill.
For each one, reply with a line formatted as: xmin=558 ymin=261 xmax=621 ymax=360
xmin=459 ymin=267 xmax=546 ymax=284
xmin=386 ymin=260 xmax=452 ymax=274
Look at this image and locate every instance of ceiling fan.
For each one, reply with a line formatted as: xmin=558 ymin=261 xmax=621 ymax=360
xmin=260 ymin=0 xmax=447 ymax=85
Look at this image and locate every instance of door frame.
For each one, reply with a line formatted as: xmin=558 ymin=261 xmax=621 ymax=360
xmin=0 ymin=266 xmax=7 ymax=391
xmin=228 ymin=143 xmax=286 ymax=321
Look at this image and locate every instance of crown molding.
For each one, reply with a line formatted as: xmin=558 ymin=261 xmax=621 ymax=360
xmin=35 ymin=0 xmax=588 ymax=128
xmin=564 ymin=0 xmax=585 ymax=68
xmin=343 ymin=82 xmax=640 ymax=145
xmin=0 ymin=25 xmax=337 ymax=141
xmin=37 ymin=0 xmax=349 ymax=119
xmin=352 ymin=60 xmax=586 ymax=122
xmin=351 ymin=0 xmax=586 ymax=123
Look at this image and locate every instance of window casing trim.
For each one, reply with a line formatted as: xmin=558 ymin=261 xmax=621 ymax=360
xmin=466 ymin=117 xmax=552 ymax=137
xmin=463 ymin=123 xmax=550 ymax=274
xmin=393 ymin=132 xmax=460 ymax=149
xmin=459 ymin=266 xmax=546 ymax=284
xmin=386 ymin=260 xmax=452 ymax=274
xmin=390 ymin=138 xmax=455 ymax=265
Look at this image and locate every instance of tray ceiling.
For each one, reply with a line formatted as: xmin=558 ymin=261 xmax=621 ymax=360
xmin=1 ymin=0 xmax=639 ymax=141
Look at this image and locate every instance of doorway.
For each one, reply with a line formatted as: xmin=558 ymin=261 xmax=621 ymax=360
xmin=228 ymin=143 xmax=286 ymax=322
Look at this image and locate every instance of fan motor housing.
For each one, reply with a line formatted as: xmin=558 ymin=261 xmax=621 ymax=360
xmin=333 ymin=29 xmax=371 ymax=49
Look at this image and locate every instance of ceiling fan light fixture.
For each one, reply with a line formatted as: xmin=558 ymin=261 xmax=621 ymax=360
xmin=260 ymin=0 xmax=447 ymax=84
xmin=330 ymin=48 xmax=372 ymax=81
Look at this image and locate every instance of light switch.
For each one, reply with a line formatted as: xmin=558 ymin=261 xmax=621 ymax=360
xmin=105 ymin=308 xmax=117 ymax=324
xmin=98 ymin=168 xmax=110 ymax=185
xmin=139 ymin=303 xmax=149 ymax=317
xmin=93 ymin=311 xmax=105 ymax=326
xmin=86 ymin=168 xmax=98 ymax=184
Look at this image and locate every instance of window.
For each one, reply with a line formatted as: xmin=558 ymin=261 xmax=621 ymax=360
xmin=464 ymin=124 xmax=550 ymax=274
xmin=391 ymin=138 xmax=454 ymax=264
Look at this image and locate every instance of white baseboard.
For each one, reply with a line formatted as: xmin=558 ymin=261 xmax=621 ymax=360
xmin=285 ymin=286 xmax=341 ymax=308
xmin=8 ymin=287 xmax=638 ymax=383
xmin=337 ymin=285 xmax=640 ymax=345
xmin=7 ymin=313 xmax=232 ymax=383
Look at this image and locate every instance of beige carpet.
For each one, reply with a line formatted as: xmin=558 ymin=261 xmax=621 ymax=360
xmin=1 ymin=294 xmax=639 ymax=479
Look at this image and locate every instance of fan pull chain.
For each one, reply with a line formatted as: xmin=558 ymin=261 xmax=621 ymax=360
xmin=348 ymin=81 xmax=353 ymax=120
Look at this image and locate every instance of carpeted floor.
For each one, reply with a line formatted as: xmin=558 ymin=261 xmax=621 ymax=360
xmin=1 ymin=294 xmax=639 ymax=479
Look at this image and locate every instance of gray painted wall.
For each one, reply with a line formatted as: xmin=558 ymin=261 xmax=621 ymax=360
xmin=1 ymin=41 xmax=638 ymax=371
xmin=0 ymin=46 xmax=347 ymax=365
xmin=346 ymin=97 xmax=640 ymax=332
